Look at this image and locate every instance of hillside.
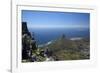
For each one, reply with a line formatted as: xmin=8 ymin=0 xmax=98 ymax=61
xmin=22 ymin=22 xmax=90 ymax=62
xmin=39 ymin=35 xmax=90 ymax=61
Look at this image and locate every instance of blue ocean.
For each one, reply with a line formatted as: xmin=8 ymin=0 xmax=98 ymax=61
xmin=29 ymin=28 xmax=90 ymax=45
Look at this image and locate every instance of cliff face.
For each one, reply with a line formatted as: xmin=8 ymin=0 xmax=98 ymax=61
xmin=22 ymin=22 xmax=31 ymax=36
xmin=22 ymin=22 xmax=37 ymax=61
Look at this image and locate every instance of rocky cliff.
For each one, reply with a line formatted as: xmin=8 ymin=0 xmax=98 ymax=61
xmin=22 ymin=22 xmax=37 ymax=61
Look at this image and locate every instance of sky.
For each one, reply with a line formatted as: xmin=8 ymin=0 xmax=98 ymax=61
xmin=22 ymin=10 xmax=90 ymax=44
xmin=22 ymin=10 xmax=90 ymax=29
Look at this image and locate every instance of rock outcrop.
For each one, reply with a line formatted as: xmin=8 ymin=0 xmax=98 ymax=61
xmin=22 ymin=22 xmax=37 ymax=61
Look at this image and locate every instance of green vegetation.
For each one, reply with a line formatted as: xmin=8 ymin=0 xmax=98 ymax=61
xmin=39 ymin=34 xmax=90 ymax=61
xmin=22 ymin=22 xmax=90 ymax=62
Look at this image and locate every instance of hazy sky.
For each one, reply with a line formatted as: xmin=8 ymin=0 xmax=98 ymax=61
xmin=22 ymin=10 xmax=90 ymax=29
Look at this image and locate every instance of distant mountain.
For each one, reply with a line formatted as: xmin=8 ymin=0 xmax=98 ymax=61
xmin=39 ymin=34 xmax=90 ymax=60
xmin=41 ymin=35 xmax=78 ymax=51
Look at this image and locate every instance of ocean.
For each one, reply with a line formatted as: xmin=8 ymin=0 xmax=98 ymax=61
xmin=29 ymin=28 xmax=90 ymax=45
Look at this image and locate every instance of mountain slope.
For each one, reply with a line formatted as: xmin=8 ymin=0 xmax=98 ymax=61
xmin=40 ymin=35 xmax=90 ymax=60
